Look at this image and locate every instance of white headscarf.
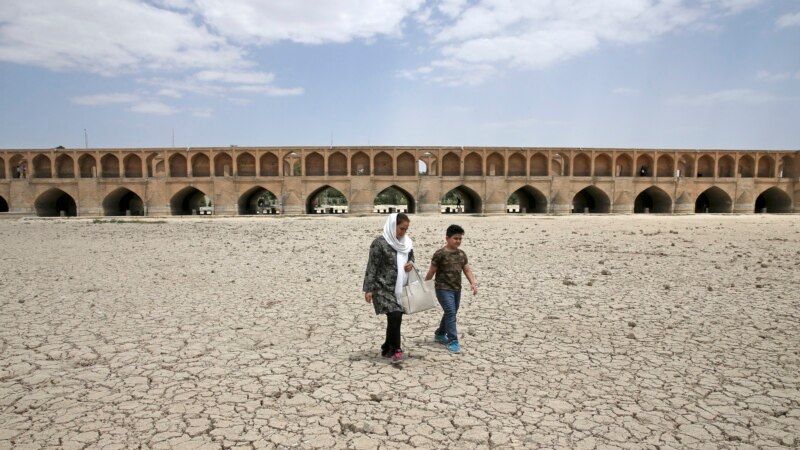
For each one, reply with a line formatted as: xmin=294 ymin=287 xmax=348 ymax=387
xmin=382 ymin=213 xmax=413 ymax=297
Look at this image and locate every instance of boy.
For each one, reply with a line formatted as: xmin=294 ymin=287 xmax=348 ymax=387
xmin=424 ymin=224 xmax=478 ymax=353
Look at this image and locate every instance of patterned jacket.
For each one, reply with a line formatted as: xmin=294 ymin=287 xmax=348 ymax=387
xmin=363 ymin=236 xmax=415 ymax=315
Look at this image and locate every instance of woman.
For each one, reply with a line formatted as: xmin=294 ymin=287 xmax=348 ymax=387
xmin=363 ymin=213 xmax=414 ymax=361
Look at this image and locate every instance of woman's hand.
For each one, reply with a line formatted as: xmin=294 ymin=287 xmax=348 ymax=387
xmin=404 ymin=262 xmax=413 ymax=272
xmin=365 ymin=292 xmax=373 ymax=303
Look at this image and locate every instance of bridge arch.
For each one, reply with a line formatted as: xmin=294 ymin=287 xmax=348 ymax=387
xmin=351 ymin=152 xmax=370 ymax=176
xmin=0 ymin=157 xmax=4 ymax=179
xmin=573 ymin=153 xmax=590 ymax=176
xmin=191 ymin=153 xmax=210 ymax=177
xmin=103 ymin=187 xmax=144 ymax=216
xmin=718 ymin=155 xmax=734 ymax=178
xmin=757 ymin=155 xmax=774 ymax=178
xmin=779 ymin=155 xmax=795 ymax=178
xmin=306 ymin=152 xmax=324 ymax=176
xmin=487 ymin=152 xmax=504 ymax=176
xmin=170 ymin=186 xmax=207 ymax=215
xmin=259 ymin=152 xmax=278 ymax=176
xmin=374 ymin=185 xmax=415 ymax=213
xmin=634 ymin=186 xmax=672 ymax=213
xmin=594 ymin=153 xmax=612 ymax=176
xmin=441 ymin=185 xmax=483 ymax=214
xmin=35 ymin=188 xmax=77 ymax=217
xmin=307 ymin=185 xmax=348 ymax=214
xmin=695 ymin=186 xmax=732 ymax=213
xmin=464 ymin=152 xmax=482 ymax=176
xmin=397 ymin=152 xmax=416 ymax=176
xmin=616 ymin=154 xmax=633 ymax=176
xmin=656 ymin=155 xmax=674 ymax=177
xmin=738 ymin=155 xmax=755 ymax=178
xmin=697 ymin=154 xmax=714 ymax=177
xmin=101 ymin=154 xmax=120 ymax=178
xmin=124 ymin=154 xmax=143 ymax=178
xmin=552 ymin=152 xmax=569 ymax=176
xmin=677 ymin=154 xmax=694 ymax=178
xmin=215 ymin=152 xmax=233 ymax=176
xmin=169 ymin=154 xmax=188 ymax=177
xmin=572 ymin=186 xmax=610 ymax=213
xmin=0 ymin=195 xmax=8 ymax=212
xmin=755 ymin=187 xmax=792 ymax=213
xmin=239 ymin=186 xmax=279 ymax=215
xmin=508 ymin=152 xmax=526 ymax=176
xmin=78 ymin=154 xmax=96 ymax=178
xmin=636 ymin=154 xmax=653 ymax=176
xmin=530 ymin=152 xmax=548 ymax=176
xmin=33 ymin=154 xmax=52 ymax=178
xmin=9 ymin=154 xmax=26 ymax=178
xmin=237 ymin=152 xmax=256 ymax=176
xmin=442 ymin=152 xmax=460 ymax=176
xmin=55 ymin=154 xmax=74 ymax=178
xmin=374 ymin=152 xmax=393 ymax=176
xmin=508 ymin=186 xmax=547 ymax=213
xmin=328 ymin=151 xmax=347 ymax=176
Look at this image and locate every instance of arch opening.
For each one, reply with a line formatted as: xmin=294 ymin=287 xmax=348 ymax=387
xmin=677 ymin=155 xmax=694 ymax=178
xmin=572 ymin=186 xmax=610 ymax=213
xmin=0 ymin=158 xmax=5 ymax=179
xmin=636 ymin=155 xmax=653 ymax=177
xmin=35 ymin=188 xmax=77 ymax=217
xmin=487 ymin=152 xmax=504 ymax=176
xmin=634 ymin=187 xmax=672 ymax=213
xmin=0 ymin=195 xmax=8 ymax=212
xmin=10 ymin=155 xmax=27 ymax=178
xmin=307 ymin=186 xmax=348 ymax=214
xmin=191 ymin=154 xmax=211 ymax=177
xmin=738 ymin=156 xmax=755 ymax=178
xmin=101 ymin=154 xmax=120 ymax=178
xmin=33 ymin=155 xmax=52 ymax=178
xmin=397 ymin=152 xmax=415 ymax=176
xmin=215 ymin=153 xmax=233 ymax=177
xmin=239 ymin=187 xmax=279 ymax=215
xmin=464 ymin=153 xmax=482 ymax=176
xmin=329 ymin=152 xmax=347 ymax=176
xmin=616 ymin=154 xmax=633 ymax=176
xmin=374 ymin=186 xmax=415 ymax=214
xmin=351 ymin=152 xmax=370 ymax=176
xmin=55 ymin=155 xmax=74 ymax=178
xmin=507 ymin=186 xmax=547 ymax=214
xmin=697 ymin=155 xmax=714 ymax=177
xmin=79 ymin=154 xmax=96 ymax=178
xmin=757 ymin=156 xmax=773 ymax=178
xmin=695 ymin=187 xmax=732 ymax=213
xmin=103 ymin=188 xmax=144 ymax=216
xmin=124 ymin=155 xmax=143 ymax=178
xmin=374 ymin=152 xmax=393 ymax=176
xmin=169 ymin=154 xmax=188 ymax=177
xmin=755 ymin=187 xmax=792 ymax=213
xmin=718 ymin=155 xmax=734 ymax=178
xmin=237 ymin=153 xmax=256 ymax=176
xmin=656 ymin=155 xmax=674 ymax=177
xmin=170 ymin=187 xmax=208 ymax=215
xmin=594 ymin=154 xmax=612 ymax=177
xmin=573 ymin=153 xmax=590 ymax=176
xmin=442 ymin=152 xmax=460 ymax=176
xmin=530 ymin=153 xmax=548 ymax=176
xmin=259 ymin=152 xmax=278 ymax=176
xmin=441 ymin=186 xmax=482 ymax=214
xmin=508 ymin=153 xmax=526 ymax=176
xmin=306 ymin=152 xmax=324 ymax=176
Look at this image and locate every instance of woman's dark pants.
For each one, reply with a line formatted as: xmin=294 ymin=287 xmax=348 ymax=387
xmin=382 ymin=312 xmax=403 ymax=355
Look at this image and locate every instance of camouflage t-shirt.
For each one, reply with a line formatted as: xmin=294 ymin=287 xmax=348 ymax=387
xmin=431 ymin=247 xmax=469 ymax=291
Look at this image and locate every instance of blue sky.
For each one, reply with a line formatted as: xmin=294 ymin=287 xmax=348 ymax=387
xmin=0 ymin=0 xmax=798 ymax=150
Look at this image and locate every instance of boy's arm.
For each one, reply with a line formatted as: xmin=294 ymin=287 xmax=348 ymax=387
xmin=464 ymin=264 xmax=478 ymax=295
xmin=424 ymin=264 xmax=437 ymax=281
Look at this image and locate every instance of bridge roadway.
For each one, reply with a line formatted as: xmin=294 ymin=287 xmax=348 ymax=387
xmin=0 ymin=146 xmax=798 ymax=216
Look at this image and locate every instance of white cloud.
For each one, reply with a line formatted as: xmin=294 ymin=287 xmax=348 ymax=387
xmin=482 ymin=117 xmax=565 ymax=129
xmin=613 ymin=88 xmax=641 ymax=96
xmin=0 ymin=0 xmax=245 ymax=75
xmin=195 ymin=70 xmax=276 ymax=85
xmin=756 ymin=70 xmax=792 ymax=81
xmin=667 ymin=89 xmax=783 ymax=106
xmin=192 ymin=0 xmax=425 ymax=44
xmin=776 ymin=12 xmax=800 ymax=29
xmin=72 ymin=93 xmax=140 ymax=105
xmin=404 ymin=0 xmax=766 ymax=85
xmin=189 ymin=107 xmax=214 ymax=118
xmin=128 ymin=101 xmax=179 ymax=115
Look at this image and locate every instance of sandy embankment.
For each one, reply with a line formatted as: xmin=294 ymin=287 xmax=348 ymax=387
xmin=0 ymin=214 xmax=798 ymax=448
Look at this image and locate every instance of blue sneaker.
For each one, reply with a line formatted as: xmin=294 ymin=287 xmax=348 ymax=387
xmin=434 ymin=333 xmax=449 ymax=345
xmin=446 ymin=340 xmax=460 ymax=353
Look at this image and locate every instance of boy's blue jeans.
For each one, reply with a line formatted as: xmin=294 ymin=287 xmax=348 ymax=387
xmin=435 ymin=289 xmax=461 ymax=343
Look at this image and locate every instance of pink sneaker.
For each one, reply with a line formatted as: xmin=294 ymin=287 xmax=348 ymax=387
xmin=392 ymin=350 xmax=405 ymax=361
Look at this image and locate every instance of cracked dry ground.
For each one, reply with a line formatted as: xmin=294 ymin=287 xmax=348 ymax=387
xmin=0 ymin=215 xmax=798 ymax=449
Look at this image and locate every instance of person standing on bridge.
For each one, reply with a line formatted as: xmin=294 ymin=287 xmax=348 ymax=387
xmin=363 ymin=213 xmax=414 ymax=361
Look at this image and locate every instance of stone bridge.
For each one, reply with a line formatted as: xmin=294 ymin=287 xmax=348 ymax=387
xmin=0 ymin=146 xmax=798 ymax=216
